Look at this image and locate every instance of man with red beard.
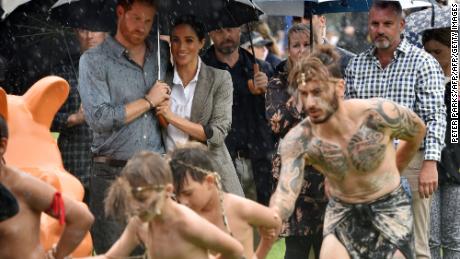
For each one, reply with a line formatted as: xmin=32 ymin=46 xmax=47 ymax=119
xmin=270 ymin=46 xmax=426 ymax=259
xmin=345 ymin=1 xmax=446 ymax=258
xmin=78 ymin=0 xmax=171 ymax=254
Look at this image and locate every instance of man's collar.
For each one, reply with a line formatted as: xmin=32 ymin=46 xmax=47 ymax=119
xmin=106 ymin=35 xmax=154 ymax=58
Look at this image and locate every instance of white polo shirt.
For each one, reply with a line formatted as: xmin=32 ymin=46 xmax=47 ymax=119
xmin=165 ymin=58 xmax=202 ymax=152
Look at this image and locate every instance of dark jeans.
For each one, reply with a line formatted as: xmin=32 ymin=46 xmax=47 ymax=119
xmin=89 ymin=161 xmax=144 ymax=255
xmin=89 ymin=162 xmax=124 ymax=254
xmin=285 ymin=235 xmax=322 ymax=259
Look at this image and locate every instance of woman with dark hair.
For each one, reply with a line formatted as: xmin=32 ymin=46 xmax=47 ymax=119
xmin=156 ymin=15 xmax=243 ymax=196
xmin=265 ymin=23 xmax=341 ymax=259
xmin=423 ymin=27 xmax=460 ymax=259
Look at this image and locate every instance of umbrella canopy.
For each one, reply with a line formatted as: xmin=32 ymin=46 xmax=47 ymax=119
xmin=49 ymin=0 xmax=263 ymax=33
xmin=0 ymin=0 xmax=78 ymax=94
xmin=254 ymin=0 xmax=430 ymax=16
xmin=405 ymin=4 xmax=451 ymax=33
xmin=0 ymin=0 xmax=31 ymax=19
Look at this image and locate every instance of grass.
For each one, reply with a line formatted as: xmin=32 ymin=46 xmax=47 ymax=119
xmin=267 ymin=238 xmax=285 ymax=259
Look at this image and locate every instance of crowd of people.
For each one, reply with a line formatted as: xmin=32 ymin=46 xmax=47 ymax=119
xmin=0 ymin=0 xmax=457 ymax=258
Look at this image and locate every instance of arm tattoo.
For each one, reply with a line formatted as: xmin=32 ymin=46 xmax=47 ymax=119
xmin=271 ymin=121 xmax=310 ymax=220
xmin=369 ymin=99 xmax=422 ymax=140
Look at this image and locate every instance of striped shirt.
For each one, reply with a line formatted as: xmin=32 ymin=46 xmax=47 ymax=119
xmin=345 ymin=38 xmax=446 ymax=161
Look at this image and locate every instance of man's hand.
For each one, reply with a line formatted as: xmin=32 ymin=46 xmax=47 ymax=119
xmin=66 ymin=105 xmax=85 ymax=127
xmin=253 ymin=71 xmax=268 ymax=92
xmin=418 ymin=160 xmax=438 ymax=199
xmin=247 ymin=64 xmax=267 ymax=95
xmin=146 ymin=81 xmax=170 ymax=107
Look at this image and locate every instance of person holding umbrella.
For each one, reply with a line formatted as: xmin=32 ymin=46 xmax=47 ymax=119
xmin=345 ymin=1 xmax=446 ymax=258
xmin=422 ymin=27 xmax=460 ymax=259
xmin=77 ymin=0 xmax=171 ymax=254
xmin=155 ymin=15 xmax=243 ymax=196
xmin=202 ymin=25 xmax=275 ymax=206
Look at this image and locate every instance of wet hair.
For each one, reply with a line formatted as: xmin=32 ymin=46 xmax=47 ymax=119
xmin=288 ymin=44 xmax=341 ymax=91
xmin=171 ymin=15 xmax=206 ymax=41
xmin=169 ymin=143 xmax=218 ymax=194
xmin=422 ymin=28 xmax=451 ymax=48
xmin=117 ymin=0 xmax=157 ymax=10
xmin=104 ymin=151 xmax=172 ymax=221
xmin=0 ymin=115 xmax=7 ymax=139
xmin=371 ymin=0 xmax=403 ymax=18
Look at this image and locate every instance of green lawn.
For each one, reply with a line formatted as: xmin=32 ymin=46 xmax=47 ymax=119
xmin=267 ymin=239 xmax=285 ymax=259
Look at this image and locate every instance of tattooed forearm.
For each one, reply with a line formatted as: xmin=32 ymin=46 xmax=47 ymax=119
xmin=271 ymin=159 xmax=305 ymax=220
xmin=369 ymin=99 xmax=423 ymax=140
xmin=271 ymin=122 xmax=311 ymax=220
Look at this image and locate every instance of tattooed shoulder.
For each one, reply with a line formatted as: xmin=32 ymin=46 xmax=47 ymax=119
xmin=279 ymin=119 xmax=313 ymax=161
xmin=367 ymin=99 xmax=423 ymax=140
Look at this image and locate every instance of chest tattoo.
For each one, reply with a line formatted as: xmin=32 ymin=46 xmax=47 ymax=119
xmin=308 ymin=139 xmax=348 ymax=179
xmin=347 ymin=123 xmax=386 ymax=172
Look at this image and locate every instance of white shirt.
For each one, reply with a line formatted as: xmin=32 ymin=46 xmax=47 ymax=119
xmin=165 ymin=58 xmax=202 ymax=152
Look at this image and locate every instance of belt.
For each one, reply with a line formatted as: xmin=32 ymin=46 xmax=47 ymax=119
xmin=93 ymin=156 xmax=127 ymax=167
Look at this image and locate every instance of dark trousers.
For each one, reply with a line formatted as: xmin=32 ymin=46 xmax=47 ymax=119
xmin=251 ymin=157 xmax=274 ymax=206
xmin=89 ymin=162 xmax=124 ymax=254
xmin=284 ymin=234 xmax=323 ymax=259
xmin=89 ymin=161 xmax=144 ymax=255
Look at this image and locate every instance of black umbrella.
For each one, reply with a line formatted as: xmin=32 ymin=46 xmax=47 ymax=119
xmin=49 ymin=0 xmax=263 ymax=34
xmin=0 ymin=0 xmax=79 ymax=94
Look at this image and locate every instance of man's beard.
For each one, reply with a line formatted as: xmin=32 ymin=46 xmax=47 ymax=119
xmin=215 ymin=41 xmax=238 ymax=55
xmin=310 ymin=93 xmax=339 ymax=124
xmin=373 ymin=36 xmax=391 ymax=49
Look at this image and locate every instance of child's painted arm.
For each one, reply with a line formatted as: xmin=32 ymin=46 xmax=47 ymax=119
xmin=22 ymin=173 xmax=93 ymax=259
xmin=255 ymin=227 xmax=278 ymax=259
xmin=78 ymin=218 xmax=142 ymax=258
xmin=238 ymin=198 xmax=282 ymax=259
xmin=104 ymin=217 xmax=143 ymax=257
xmin=184 ymin=213 xmax=244 ymax=259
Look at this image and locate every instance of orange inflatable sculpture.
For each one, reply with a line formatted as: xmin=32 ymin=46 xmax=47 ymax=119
xmin=2 ymin=76 xmax=93 ymax=256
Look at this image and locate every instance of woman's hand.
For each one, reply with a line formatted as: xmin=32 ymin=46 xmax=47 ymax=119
xmin=155 ymin=100 xmax=173 ymax=121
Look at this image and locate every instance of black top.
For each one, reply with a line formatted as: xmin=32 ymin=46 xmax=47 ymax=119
xmin=202 ymin=46 xmax=275 ymax=160
xmin=438 ymin=81 xmax=460 ymax=184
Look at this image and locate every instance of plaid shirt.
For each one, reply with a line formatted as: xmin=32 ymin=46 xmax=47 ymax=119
xmin=51 ymin=62 xmax=92 ymax=185
xmin=345 ymin=38 xmax=446 ymax=161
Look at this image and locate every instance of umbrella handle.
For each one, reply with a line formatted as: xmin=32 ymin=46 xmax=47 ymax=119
xmin=247 ymin=63 xmax=264 ymax=95
xmin=155 ymin=79 xmax=169 ymax=128
xmin=157 ymin=114 xmax=169 ymax=128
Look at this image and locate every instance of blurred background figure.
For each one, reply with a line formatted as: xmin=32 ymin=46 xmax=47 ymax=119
xmin=422 ymin=27 xmax=460 ymax=259
xmin=51 ymin=28 xmax=107 ymax=205
xmin=241 ymin=31 xmax=282 ymax=70
xmin=255 ymin=21 xmax=283 ymax=59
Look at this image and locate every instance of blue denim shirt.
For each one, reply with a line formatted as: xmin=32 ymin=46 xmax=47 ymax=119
xmin=78 ymin=36 xmax=170 ymax=160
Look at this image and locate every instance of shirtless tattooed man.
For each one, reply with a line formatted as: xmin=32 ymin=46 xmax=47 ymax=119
xmin=269 ymin=46 xmax=426 ymax=259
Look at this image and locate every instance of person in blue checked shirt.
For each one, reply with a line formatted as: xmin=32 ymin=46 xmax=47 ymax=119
xmin=345 ymin=1 xmax=446 ymax=258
